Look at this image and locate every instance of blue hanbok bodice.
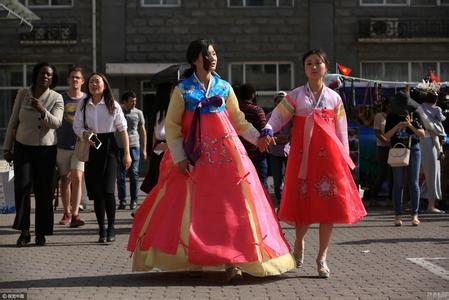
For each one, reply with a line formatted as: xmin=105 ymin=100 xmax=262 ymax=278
xmin=177 ymin=73 xmax=230 ymax=113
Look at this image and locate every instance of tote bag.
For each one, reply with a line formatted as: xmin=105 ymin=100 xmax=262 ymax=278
xmin=74 ymin=138 xmax=90 ymax=162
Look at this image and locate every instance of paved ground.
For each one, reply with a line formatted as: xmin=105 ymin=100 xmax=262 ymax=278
xmin=0 ymin=180 xmax=448 ymax=299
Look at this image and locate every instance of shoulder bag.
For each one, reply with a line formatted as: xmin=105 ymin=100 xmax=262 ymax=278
xmin=387 ymin=137 xmax=411 ymax=167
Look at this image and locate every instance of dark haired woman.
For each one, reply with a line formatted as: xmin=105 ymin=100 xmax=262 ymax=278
xmin=384 ymin=92 xmax=425 ymax=226
xmin=3 ymin=62 xmax=64 ymax=246
xmin=128 ymin=39 xmax=294 ymax=281
xmin=260 ymin=49 xmax=367 ymax=278
xmin=73 ymin=72 xmax=131 ymax=243
xmin=140 ymin=82 xmax=172 ymax=194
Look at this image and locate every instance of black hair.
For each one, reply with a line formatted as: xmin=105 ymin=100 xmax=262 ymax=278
xmin=182 ymin=39 xmax=215 ymax=78
xmin=148 ymin=82 xmax=173 ymax=133
xmin=31 ymin=62 xmax=58 ymax=89
xmin=237 ymin=83 xmax=256 ymax=103
xmin=424 ymin=91 xmax=438 ymax=105
xmin=302 ymin=49 xmax=329 ymax=69
xmin=121 ymin=90 xmax=137 ymax=102
xmin=85 ymin=72 xmax=116 ymax=114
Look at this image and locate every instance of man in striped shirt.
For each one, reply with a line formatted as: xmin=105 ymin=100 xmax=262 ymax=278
xmin=236 ymin=83 xmax=268 ymax=189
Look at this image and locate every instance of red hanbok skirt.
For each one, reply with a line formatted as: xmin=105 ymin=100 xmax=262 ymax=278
xmin=278 ymin=113 xmax=366 ymax=225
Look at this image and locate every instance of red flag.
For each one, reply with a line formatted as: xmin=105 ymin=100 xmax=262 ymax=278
xmin=337 ymin=63 xmax=352 ymax=76
xmin=430 ymin=71 xmax=440 ymax=83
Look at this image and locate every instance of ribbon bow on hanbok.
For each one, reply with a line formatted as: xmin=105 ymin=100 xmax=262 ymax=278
xmin=183 ymin=95 xmax=223 ymax=165
xmin=298 ymin=106 xmax=355 ymax=180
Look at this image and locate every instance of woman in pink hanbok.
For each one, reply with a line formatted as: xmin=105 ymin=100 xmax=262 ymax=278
xmin=261 ymin=49 xmax=366 ymax=278
xmin=127 ymin=39 xmax=295 ymax=282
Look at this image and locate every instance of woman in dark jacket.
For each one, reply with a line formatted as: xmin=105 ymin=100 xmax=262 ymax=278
xmin=384 ymin=91 xmax=425 ymax=227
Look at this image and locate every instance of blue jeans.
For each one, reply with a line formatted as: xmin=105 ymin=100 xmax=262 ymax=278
xmin=251 ymin=156 xmax=268 ymax=190
xmin=392 ymin=143 xmax=421 ymax=216
xmin=117 ymin=147 xmax=140 ymax=205
xmin=269 ymin=154 xmax=288 ymax=206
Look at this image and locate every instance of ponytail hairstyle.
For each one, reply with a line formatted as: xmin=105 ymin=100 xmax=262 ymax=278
xmin=182 ymin=39 xmax=215 ymax=78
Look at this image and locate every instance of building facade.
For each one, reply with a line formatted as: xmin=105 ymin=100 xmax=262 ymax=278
xmin=1 ymin=0 xmax=448 ymax=147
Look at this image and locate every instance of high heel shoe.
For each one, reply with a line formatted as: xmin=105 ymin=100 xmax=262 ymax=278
xmin=317 ymin=260 xmax=330 ymax=278
xmin=293 ymin=241 xmax=304 ymax=268
xmin=35 ymin=235 xmax=46 ymax=246
xmin=107 ymin=226 xmax=116 ymax=242
xmin=98 ymin=228 xmax=107 ymax=243
xmin=225 ymin=266 xmax=242 ymax=283
xmin=16 ymin=232 xmax=31 ymax=247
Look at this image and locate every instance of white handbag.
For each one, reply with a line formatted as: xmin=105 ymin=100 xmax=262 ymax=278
xmin=387 ymin=138 xmax=411 ymax=167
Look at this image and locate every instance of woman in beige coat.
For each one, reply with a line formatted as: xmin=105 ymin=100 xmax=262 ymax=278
xmin=3 ymin=62 xmax=64 ymax=247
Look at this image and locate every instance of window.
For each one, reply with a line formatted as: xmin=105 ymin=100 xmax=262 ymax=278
xmin=411 ymin=62 xmax=437 ymax=81
xmin=22 ymin=0 xmax=73 ymax=7
xmin=229 ymin=62 xmax=294 ymax=108
xmin=360 ymin=0 xmax=446 ymax=5
xmin=228 ymin=0 xmax=293 ymax=7
xmin=360 ymin=0 xmax=407 ymax=5
xmin=142 ymin=0 xmax=180 ymax=7
xmin=361 ymin=61 xmax=449 ymax=82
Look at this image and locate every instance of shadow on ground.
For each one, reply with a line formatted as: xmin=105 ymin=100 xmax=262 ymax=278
xmin=0 ymin=271 xmax=308 ymax=288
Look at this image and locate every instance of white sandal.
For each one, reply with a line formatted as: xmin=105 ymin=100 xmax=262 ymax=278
xmin=293 ymin=241 xmax=304 ymax=268
xmin=317 ymin=260 xmax=330 ymax=278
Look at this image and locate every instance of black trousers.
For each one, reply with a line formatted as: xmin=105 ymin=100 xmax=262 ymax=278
xmin=13 ymin=142 xmax=57 ymax=235
xmin=370 ymin=146 xmax=393 ymax=200
xmin=84 ymin=133 xmax=118 ymax=229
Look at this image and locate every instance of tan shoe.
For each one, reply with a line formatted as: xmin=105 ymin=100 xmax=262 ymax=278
xmin=411 ymin=216 xmax=420 ymax=226
xmin=225 ymin=266 xmax=242 ymax=283
xmin=394 ymin=216 xmax=402 ymax=227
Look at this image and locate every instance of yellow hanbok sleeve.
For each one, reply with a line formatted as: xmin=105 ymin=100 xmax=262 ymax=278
xmin=165 ymin=87 xmax=187 ymax=163
xmin=225 ymin=87 xmax=260 ymax=145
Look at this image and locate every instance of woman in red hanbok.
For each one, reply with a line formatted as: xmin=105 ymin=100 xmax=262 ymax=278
xmin=261 ymin=49 xmax=366 ymax=278
xmin=127 ymin=39 xmax=294 ymax=281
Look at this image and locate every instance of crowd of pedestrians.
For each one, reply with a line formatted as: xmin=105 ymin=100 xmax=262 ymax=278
xmin=367 ymin=85 xmax=447 ymax=226
xmin=1 ymin=39 xmax=447 ymax=284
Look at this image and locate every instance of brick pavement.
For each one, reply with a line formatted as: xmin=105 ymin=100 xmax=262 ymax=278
xmin=1 ymin=181 xmax=449 ymax=299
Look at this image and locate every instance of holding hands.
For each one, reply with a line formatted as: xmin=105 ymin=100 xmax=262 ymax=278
xmin=257 ymin=128 xmax=276 ymax=152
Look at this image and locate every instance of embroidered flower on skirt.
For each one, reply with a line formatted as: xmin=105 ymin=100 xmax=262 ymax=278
xmin=297 ymin=179 xmax=308 ymax=199
xmin=315 ymin=176 xmax=336 ymax=198
xmin=199 ymin=134 xmax=233 ymax=165
xmin=318 ymin=147 xmax=327 ymax=159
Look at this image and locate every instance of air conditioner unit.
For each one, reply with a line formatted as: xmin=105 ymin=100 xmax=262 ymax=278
xmin=369 ymin=18 xmax=399 ymax=38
